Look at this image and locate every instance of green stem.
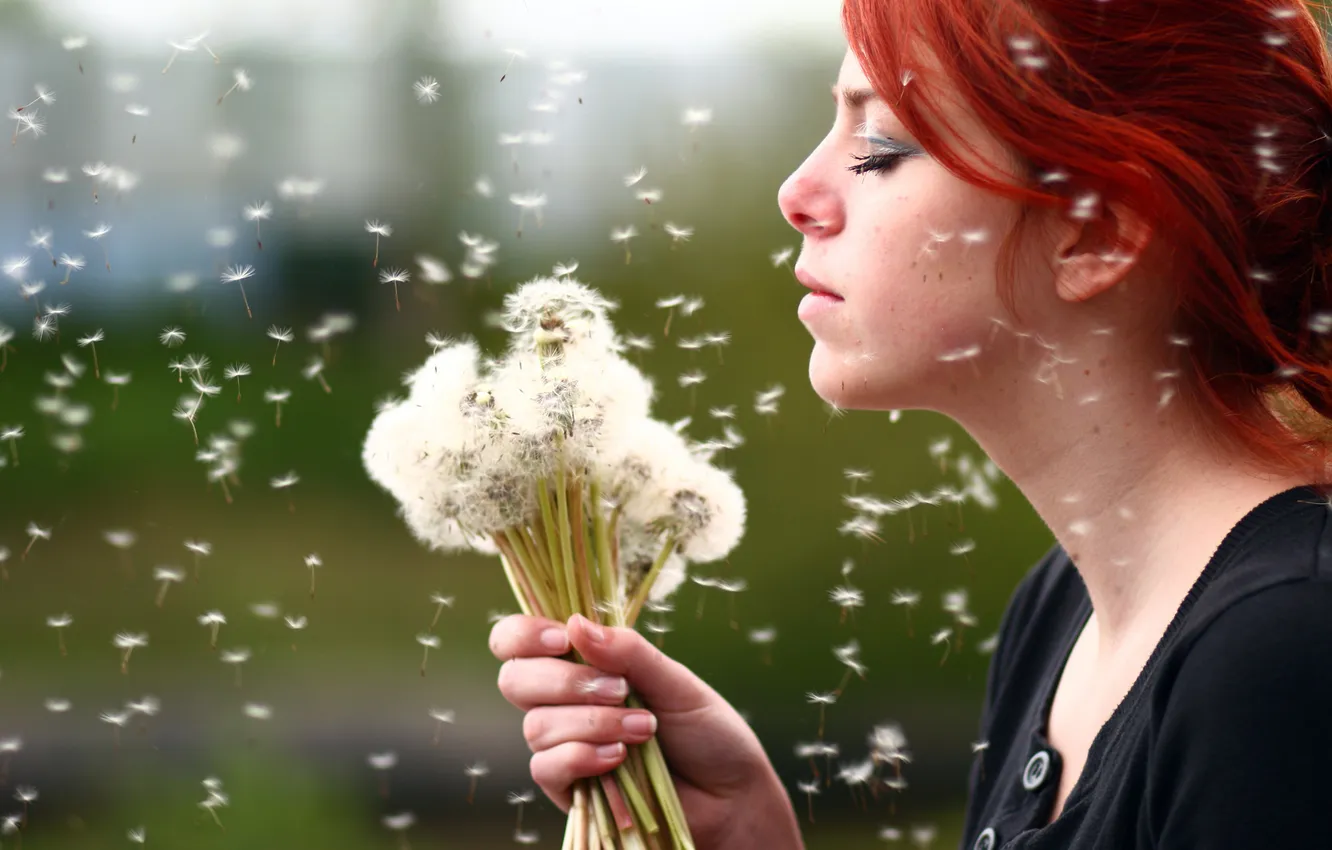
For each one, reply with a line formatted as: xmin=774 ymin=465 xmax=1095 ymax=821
xmin=640 ymin=734 xmax=695 ymax=850
xmin=537 ymin=479 xmax=570 ymax=614
xmin=625 ymin=535 xmax=678 ymax=627
xmin=588 ymin=779 xmax=617 ymax=849
xmin=555 ymin=467 xmax=580 ymax=616
xmin=503 ymin=528 xmax=555 ymax=617
xmin=493 ymin=532 xmax=536 ymax=616
xmin=520 ymin=525 xmax=563 ymax=619
xmin=590 ymin=480 xmax=618 ymax=618
xmin=569 ymin=477 xmax=599 ymax=624
xmin=614 ymin=763 xmax=660 ymax=835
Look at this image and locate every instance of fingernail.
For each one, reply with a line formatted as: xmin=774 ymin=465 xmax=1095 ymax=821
xmin=540 ymin=628 xmax=569 ymax=651
xmin=596 ymin=742 xmax=624 ymax=760
xmin=622 ymin=713 xmax=656 ymax=737
xmin=592 ymin=676 xmax=628 ymax=699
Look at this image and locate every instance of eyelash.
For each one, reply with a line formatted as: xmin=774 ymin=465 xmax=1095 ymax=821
xmin=848 ymin=125 xmax=911 ymax=176
xmin=847 ymin=151 xmax=907 ymax=176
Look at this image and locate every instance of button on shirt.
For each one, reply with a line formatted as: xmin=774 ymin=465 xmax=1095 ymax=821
xmin=960 ymin=485 xmax=1332 ymax=849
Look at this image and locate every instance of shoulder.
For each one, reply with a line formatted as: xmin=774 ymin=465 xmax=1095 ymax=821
xmin=1170 ymin=578 xmax=1332 ymax=701
xmin=1146 ymin=579 xmax=1332 ymax=846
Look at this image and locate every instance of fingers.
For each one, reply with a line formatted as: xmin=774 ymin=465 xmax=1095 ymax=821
xmin=530 ymin=741 xmax=629 ymax=811
xmin=523 ymin=705 xmax=658 ymax=753
xmin=489 ymin=614 xmax=570 ymax=662
xmin=497 ymin=657 xmax=630 ymax=712
xmin=566 ymin=614 xmax=716 ymax=714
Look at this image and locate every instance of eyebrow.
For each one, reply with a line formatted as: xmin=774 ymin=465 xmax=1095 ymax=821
xmin=832 ymin=85 xmax=880 ymax=109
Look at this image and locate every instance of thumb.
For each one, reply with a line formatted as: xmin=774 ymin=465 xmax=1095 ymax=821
xmin=567 ymin=614 xmax=715 ymax=714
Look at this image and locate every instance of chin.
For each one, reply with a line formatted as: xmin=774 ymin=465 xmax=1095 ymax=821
xmin=808 ymin=343 xmax=891 ymax=411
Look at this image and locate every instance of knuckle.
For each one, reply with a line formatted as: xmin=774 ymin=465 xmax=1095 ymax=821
xmin=496 ymin=659 xmax=518 ymax=696
xmin=529 ymin=750 xmax=562 ymax=790
xmin=522 ymin=710 xmax=546 ymax=750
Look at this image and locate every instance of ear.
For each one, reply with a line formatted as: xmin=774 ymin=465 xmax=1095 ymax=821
xmin=1052 ymin=197 xmax=1154 ymax=304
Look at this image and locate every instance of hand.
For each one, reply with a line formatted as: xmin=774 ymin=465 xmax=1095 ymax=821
xmin=490 ymin=613 xmax=803 ymax=850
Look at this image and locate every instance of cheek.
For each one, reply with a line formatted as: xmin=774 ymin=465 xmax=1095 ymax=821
xmin=847 ymin=189 xmax=1012 ymax=347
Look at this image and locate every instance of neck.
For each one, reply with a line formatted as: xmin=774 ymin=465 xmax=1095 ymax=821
xmin=943 ymin=323 xmax=1309 ymax=651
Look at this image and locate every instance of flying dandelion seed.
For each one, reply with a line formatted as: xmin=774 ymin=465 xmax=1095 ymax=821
xmin=509 ymin=192 xmax=547 ymax=237
xmin=610 ymin=225 xmax=637 ymax=264
xmin=198 ymin=610 xmax=225 ymax=648
xmin=498 ymin=46 xmax=527 ymax=82
xmin=365 ymin=220 xmax=392 ymax=268
xmin=303 ymin=552 xmax=321 ymax=598
xmin=159 ymin=326 xmax=185 ymax=347
xmin=46 ymin=613 xmax=72 ymax=656
xmin=219 ymin=264 xmax=255 ymax=318
xmin=383 ymin=812 xmax=415 ymax=850
xmin=243 ymin=201 xmax=271 ymax=250
xmin=76 ymin=329 xmax=104 ymax=377
xmin=266 ymin=325 xmax=293 ymax=365
xmin=153 ymin=566 xmax=184 ymax=607
xmin=379 ymin=268 xmax=410 ymax=312
xmin=656 ymin=294 xmax=685 ymax=336
xmin=368 ymin=751 xmax=398 ymax=798
xmin=429 ymin=708 xmax=455 ymax=745
xmin=224 ymin=363 xmax=251 ymax=400
xmin=114 ymin=632 xmax=147 ymax=674
xmin=416 ymin=633 xmax=440 ymax=676
xmin=83 ymin=222 xmax=112 ymax=270
xmin=56 ymin=253 xmax=85 ymax=285
xmin=21 ymin=521 xmax=50 ymax=561
xmin=303 ymin=357 xmax=331 ymax=393
xmin=428 ymin=592 xmax=454 ymax=629
xmin=2 ymin=425 xmax=24 ymax=466
xmin=220 ymin=647 xmax=251 ymax=686
xmin=806 ymin=691 xmax=838 ymax=738
xmin=217 ymin=67 xmax=253 ymax=105
xmin=464 ymin=762 xmax=489 ymax=804
xmin=29 ymin=227 xmax=54 ymax=265
xmin=664 ymin=222 xmax=694 ymax=248
xmin=413 ymin=76 xmax=441 ymax=103
xmin=0 ymin=325 xmax=14 ymax=372
xmin=265 ymin=387 xmax=291 ymax=426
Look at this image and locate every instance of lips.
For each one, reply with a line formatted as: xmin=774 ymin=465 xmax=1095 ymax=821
xmin=795 ymin=267 xmax=843 ymax=300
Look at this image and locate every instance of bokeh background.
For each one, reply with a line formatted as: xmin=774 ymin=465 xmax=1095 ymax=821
xmin=0 ymin=0 xmax=1058 ymax=847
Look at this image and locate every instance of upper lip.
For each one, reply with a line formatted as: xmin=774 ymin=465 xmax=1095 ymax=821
xmin=795 ymin=267 xmax=842 ymax=298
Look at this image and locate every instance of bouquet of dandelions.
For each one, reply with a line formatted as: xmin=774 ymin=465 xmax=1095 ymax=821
xmin=362 ymin=277 xmax=745 ymax=850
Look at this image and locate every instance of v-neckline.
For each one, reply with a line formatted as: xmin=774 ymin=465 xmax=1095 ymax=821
xmin=1028 ymin=484 xmax=1321 ymax=825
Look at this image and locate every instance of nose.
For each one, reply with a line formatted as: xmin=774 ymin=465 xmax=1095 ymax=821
xmin=778 ymin=153 xmax=844 ymax=239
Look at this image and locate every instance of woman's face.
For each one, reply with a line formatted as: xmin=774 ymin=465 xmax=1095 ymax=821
xmin=778 ymin=48 xmax=1043 ymax=413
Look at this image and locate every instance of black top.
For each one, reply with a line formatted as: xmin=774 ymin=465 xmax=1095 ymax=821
xmin=960 ymin=484 xmax=1332 ymax=850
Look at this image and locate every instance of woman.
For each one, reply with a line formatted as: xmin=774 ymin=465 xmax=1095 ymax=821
xmin=489 ymin=0 xmax=1332 ymax=846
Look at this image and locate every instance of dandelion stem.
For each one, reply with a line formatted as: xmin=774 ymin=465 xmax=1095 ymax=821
xmin=239 ymin=282 xmax=252 ymax=319
xmin=537 ymin=480 xmax=569 ymax=615
xmin=272 ymin=340 xmax=282 ymax=366
xmin=588 ymin=780 xmax=616 ymax=849
xmin=495 ymin=531 xmax=540 ymax=617
xmin=589 ymin=480 xmax=617 ymax=609
xmin=554 ymin=468 xmax=580 ymax=617
xmin=625 ymin=535 xmax=677 ymax=627
xmin=57 ymin=630 xmax=66 ymax=656
xmin=613 ymin=762 xmax=659 ymax=836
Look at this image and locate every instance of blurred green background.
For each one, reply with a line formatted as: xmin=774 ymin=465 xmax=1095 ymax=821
xmin=0 ymin=0 xmax=1056 ymax=847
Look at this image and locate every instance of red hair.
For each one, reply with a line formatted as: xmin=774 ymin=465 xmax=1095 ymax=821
xmin=842 ymin=0 xmax=1332 ymax=485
